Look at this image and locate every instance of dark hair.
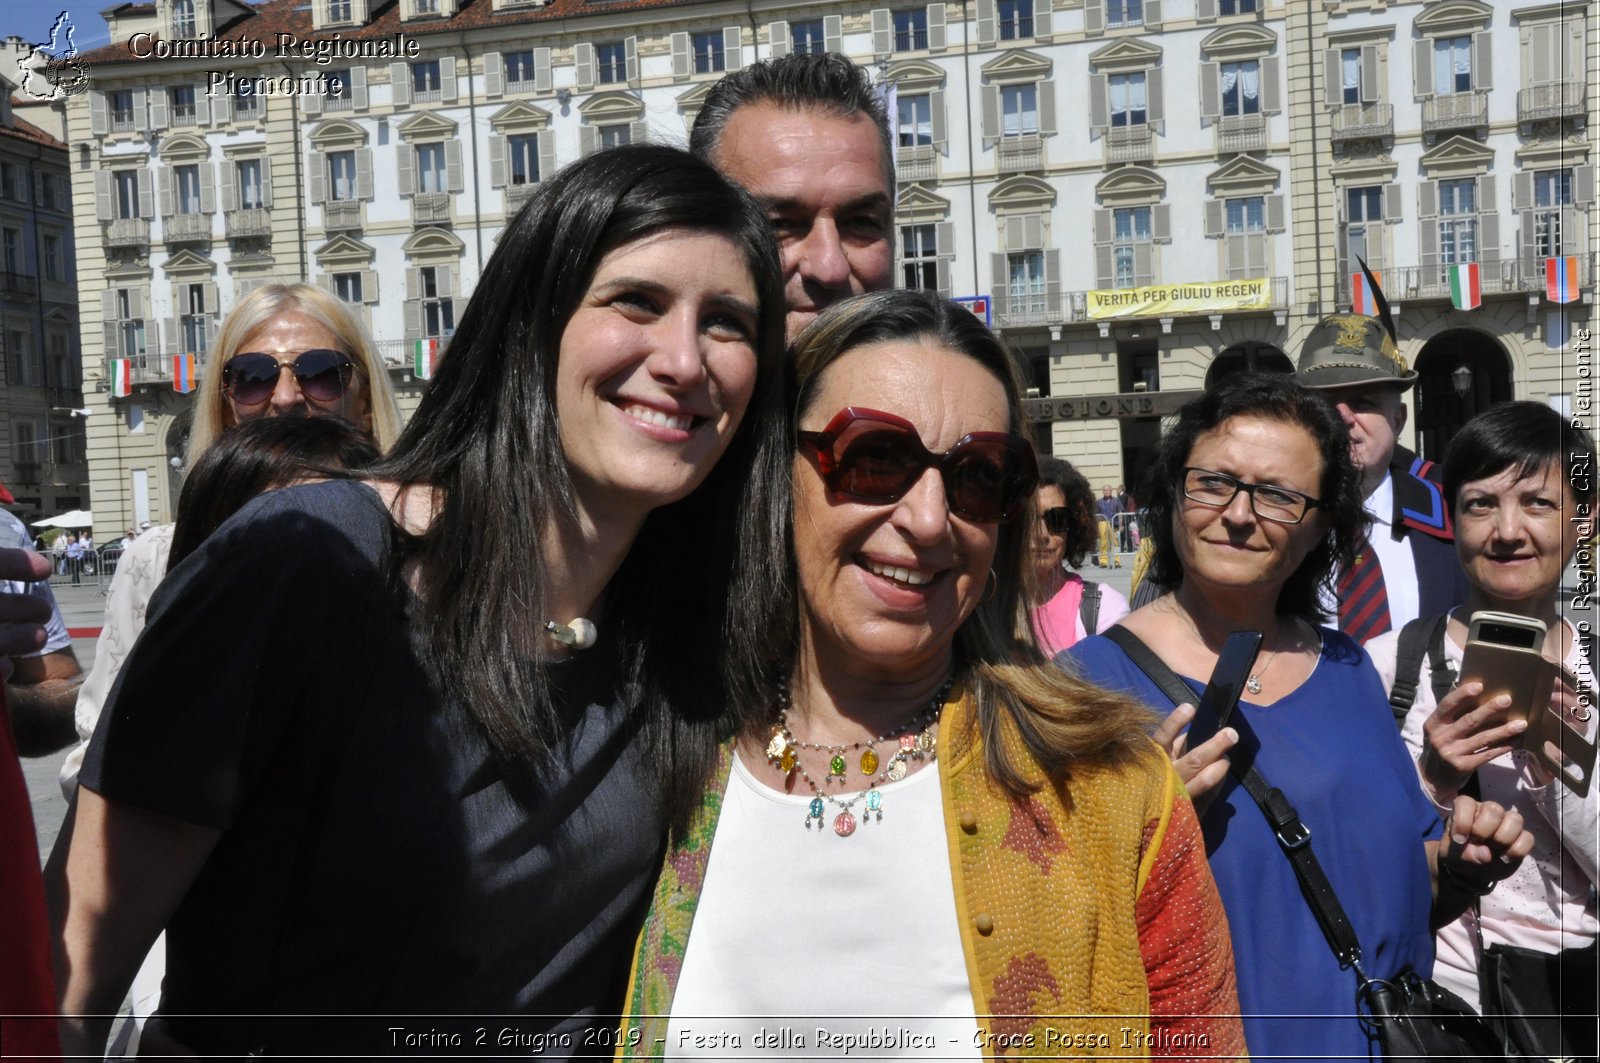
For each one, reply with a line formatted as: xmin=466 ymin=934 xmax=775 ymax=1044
xmin=1036 ymin=455 xmax=1097 ymax=569
xmin=1142 ymin=373 xmax=1366 ymax=621
xmin=689 ymin=53 xmax=894 ymax=187
xmin=1443 ymin=400 xmax=1597 ymax=514
xmin=369 ymin=145 xmax=789 ymax=836
xmin=168 ymin=417 xmax=379 ymax=569
xmin=778 ymin=290 xmax=1154 ymax=796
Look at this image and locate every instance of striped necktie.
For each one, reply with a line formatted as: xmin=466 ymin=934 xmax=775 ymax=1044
xmin=1338 ymin=533 xmax=1392 ymax=644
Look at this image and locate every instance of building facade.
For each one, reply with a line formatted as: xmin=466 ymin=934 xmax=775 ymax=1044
xmin=0 ymin=76 xmax=86 ymax=529
xmin=63 ymin=0 xmax=1594 ymax=532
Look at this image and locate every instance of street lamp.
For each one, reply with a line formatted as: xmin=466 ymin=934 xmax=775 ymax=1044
xmin=1451 ymin=364 xmax=1473 ymax=397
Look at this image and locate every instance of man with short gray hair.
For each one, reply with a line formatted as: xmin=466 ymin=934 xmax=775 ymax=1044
xmin=692 ymin=53 xmax=896 ymax=341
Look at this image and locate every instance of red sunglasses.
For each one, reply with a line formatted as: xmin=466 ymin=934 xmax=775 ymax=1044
xmin=797 ymin=407 xmax=1038 ymax=523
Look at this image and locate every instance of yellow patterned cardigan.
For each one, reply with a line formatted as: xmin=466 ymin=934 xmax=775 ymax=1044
xmin=617 ymin=688 xmax=1246 ymax=1060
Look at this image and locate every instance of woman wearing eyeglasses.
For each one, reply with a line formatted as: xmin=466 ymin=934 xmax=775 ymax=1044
xmin=619 ymin=291 xmax=1244 ymax=1059
xmin=48 ymin=146 xmax=789 ymax=1058
xmin=1064 ymin=374 xmax=1534 ymax=1060
xmin=1030 ymin=455 xmax=1130 ymax=656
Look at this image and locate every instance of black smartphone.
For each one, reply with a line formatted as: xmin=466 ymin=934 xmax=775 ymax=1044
xmin=1183 ymin=630 xmax=1264 ymax=752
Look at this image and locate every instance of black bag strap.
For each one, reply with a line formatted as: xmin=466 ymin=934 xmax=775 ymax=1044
xmin=1390 ymin=615 xmax=1441 ymax=727
xmin=1104 ymin=623 xmax=1368 ymax=969
xmin=1079 ymin=580 xmax=1102 ymax=638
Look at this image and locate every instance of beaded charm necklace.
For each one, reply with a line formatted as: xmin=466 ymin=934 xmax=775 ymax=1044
xmin=766 ymin=677 xmax=953 ymax=837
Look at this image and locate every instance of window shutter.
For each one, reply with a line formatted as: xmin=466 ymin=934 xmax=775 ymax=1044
xmin=1322 ymin=49 xmax=1341 ymax=107
xmin=1033 ymin=0 xmax=1052 ymax=40
xmin=1265 ymin=193 xmax=1284 ymax=232
xmin=1518 ymin=209 xmax=1537 ymax=264
xmin=1132 ymin=243 xmax=1152 ymax=287
xmin=1472 ymin=31 xmax=1491 ymax=91
xmin=308 ymin=152 xmax=326 ymax=203
xmin=535 ymin=49 xmax=552 ymax=92
xmin=981 ymin=84 xmax=1000 ymax=144
xmin=1200 ymin=63 xmax=1220 ymax=120
xmin=580 ymin=125 xmax=598 ymax=156
xmin=991 ymin=253 xmax=1008 ymax=317
xmin=630 ymin=121 xmax=649 ymax=145
xmin=1477 ymin=175 xmax=1498 ymax=257
xmin=1361 ymin=45 xmax=1379 ymax=104
xmin=1089 ymin=74 xmax=1109 ymax=133
xmin=1382 ymin=183 xmax=1401 ymax=221
xmin=824 ymin=16 xmax=842 ymax=53
xmin=1093 ymin=210 xmax=1113 ymax=288
xmin=625 ymin=37 xmax=639 ymax=84
xmin=769 ymin=22 xmax=791 ymax=58
xmin=1147 ymin=67 xmax=1164 ymax=131
xmin=352 ymin=66 xmax=368 ymax=109
xmin=406 ymin=267 xmax=420 ymax=299
xmin=150 ymin=88 xmax=169 ymax=129
xmin=304 ymin=82 xmax=324 ymax=116
xmin=1152 ymin=203 xmax=1171 ymax=242
xmin=575 ymin=43 xmax=595 ymax=90
xmin=1478 ymin=174 xmax=1496 ymax=215
xmin=94 ymin=171 xmax=113 ymax=221
xmin=1204 ymin=198 xmax=1224 ymax=237
xmin=438 ymin=265 xmax=453 ymax=297
xmin=928 ymin=5 xmax=945 ymax=49
xmin=403 ymin=298 xmax=421 ymax=340
xmin=1261 ymin=57 xmax=1282 ymax=113
xmin=931 ymin=90 xmax=947 ymax=147
xmin=975 ymin=0 xmax=995 ymax=46
xmin=1574 ymin=166 xmax=1595 ymax=207
xmin=936 ymin=221 xmax=954 ymax=256
xmin=441 ymin=57 xmax=458 ymax=102
xmin=130 ymin=289 xmax=144 ymax=319
xmin=724 ymin=28 xmax=743 ymax=70
xmin=157 ymin=167 xmax=173 ymax=217
xmin=489 ymin=135 xmax=506 ymax=187
xmin=1512 ymin=172 xmax=1533 ymax=212
xmin=361 ymin=270 xmax=379 ymax=302
xmin=356 ymin=149 xmax=373 ymax=199
xmin=132 ymin=89 xmax=148 ymax=132
xmin=1024 ymin=212 xmax=1044 ymax=249
xmin=1143 ymin=0 xmax=1161 ymax=29
xmin=317 ymin=273 xmax=336 ymax=294
xmin=1084 ymin=0 xmax=1104 ymax=36
xmin=137 ymin=173 xmax=154 ymax=218
xmin=391 ymin=63 xmax=411 ymax=106
xmin=936 ymin=257 xmax=950 ymax=296
xmin=1419 ymin=219 xmax=1439 ymax=270
xmin=445 ymin=140 xmax=463 ymax=192
xmin=1045 ymin=248 xmax=1061 ymax=311
xmin=220 ymin=164 xmax=238 ymax=211
xmin=1413 ymin=40 xmax=1432 ymax=99
xmin=199 ymin=162 xmax=215 ymax=213
xmin=1196 ymin=0 xmax=1216 ymax=21
xmin=671 ymin=33 xmax=689 ymax=79
xmin=1038 ymin=79 xmax=1056 ymax=136
xmin=538 ymin=135 xmax=556 ymax=181
xmin=1005 ymin=215 xmax=1024 ymax=252
xmin=397 ymin=145 xmax=415 ymax=195
xmin=161 ymin=317 xmax=176 ymax=356
xmin=90 ymin=91 xmax=108 ymax=135
xmin=1418 ymin=180 xmax=1438 ymax=220
xmin=872 ymin=10 xmax=891 ymax=58
xmin=201 ymin=281 xmax=218 ymax=315
xmin=485 ymin=51 xmax=504 ymax=96
xmin=103 ymin=318 xmax=120 ymax=358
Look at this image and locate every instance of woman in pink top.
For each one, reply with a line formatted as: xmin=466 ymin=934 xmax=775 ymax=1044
xmin=1030 ymin=456 xmax=1130 ymax=656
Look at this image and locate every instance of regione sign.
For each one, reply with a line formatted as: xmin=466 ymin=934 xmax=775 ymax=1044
xmin=1087 ymin=277 xmax=1273 ymax=320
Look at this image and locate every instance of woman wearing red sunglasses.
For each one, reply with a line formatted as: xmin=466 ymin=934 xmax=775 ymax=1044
xmin=619 ymin=290 xmax=1244 ymax=1058
xmin=48 ymin=146 xmax=789 ymax=1058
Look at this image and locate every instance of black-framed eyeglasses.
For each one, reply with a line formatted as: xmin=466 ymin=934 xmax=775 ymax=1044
xmin=1040 ymin=506 xmax=1071 ymax=535
xmin=1180 ymin=467 xmax=1322 ymax=525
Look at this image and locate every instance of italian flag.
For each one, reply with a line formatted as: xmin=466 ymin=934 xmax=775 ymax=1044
xmin=1447 ymin=262 xmax=1481 ymax=311
xmin=1546 ymin=256 xmax=1579 ymax=305
xmin=172 ymin=353 xmax=197 ymax=394
xmin=1351 ymin=270 xmax=1382 ymax=316
xmin=111 ymin=359 xmax=132 ymax=397
xmin=413 ymin=338 xmax=441 ymax=380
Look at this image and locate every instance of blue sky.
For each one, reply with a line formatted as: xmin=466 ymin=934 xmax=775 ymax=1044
xmin=2 ymin=0 xmax=113 ymax=54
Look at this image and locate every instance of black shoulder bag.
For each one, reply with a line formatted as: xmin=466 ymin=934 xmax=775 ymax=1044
xmin=1103 ymin=625 xmax=1503 ymax=1062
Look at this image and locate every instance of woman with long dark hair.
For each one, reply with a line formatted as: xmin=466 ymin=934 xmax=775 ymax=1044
xmin=47 ymin=145 xmax=788 ymax=1058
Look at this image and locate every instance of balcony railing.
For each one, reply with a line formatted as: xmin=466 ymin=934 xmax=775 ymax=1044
xmin=322 ymin=200 xmax=362 ymax=231
xmin=1518 ymin=82 xmax=1586 ymax=124
xmin=1335 ymin=257 xmax=1593 ymax=304
xmin=997 ymin=133 xmax=1042 ymax=173
xmin=105 ymin=345 xmax=214 ymax=386
xmin=1104 ymin=125 xmax=1154 ymax=164
xmin=1329 ymin=102 xmax=1393 ymax=142
xmin=225 ymin=207 xmax=271 ymax=238
xmin=0 ymin=271 xmax=38 ymax=296
xmin=105 ymin=218 xmax=150 ymax=247
xmin=376 ymin=337 xmax=454 ymax=372
xmin=897 ymin=145 xmax=936 ymax=183
xmin=325 ymin=94 xmax=354 ymax=111
xmin=505 ymin=183 xmax=537 ymax=214
xmin=171 ymin=106 xmax=200 ymax=127
xmin=413 ymin=87 xmax=442 ymax=104
xmin=164 ymin=213 xmax=212 ymax=242
xmin=1216 ymin=113 xmax=1267 ymax=154
xmin=994 ymin=289 xmax=1059 ymax=329
xmin=1422 ymin=91 xmax=1488 ymax=135
xmin=110 ymin=112 xmax=136 ymax=133
xmin=411 ymin=192 xmax=452 ymax=225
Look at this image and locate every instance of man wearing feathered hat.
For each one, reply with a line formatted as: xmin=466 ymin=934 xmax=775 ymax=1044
xmin=1294 ymin=266 xmax=1468 ymax=642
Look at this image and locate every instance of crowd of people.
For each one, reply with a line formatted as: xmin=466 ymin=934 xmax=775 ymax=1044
xmin=0 ymin=51 xmax=1592 ymax=1062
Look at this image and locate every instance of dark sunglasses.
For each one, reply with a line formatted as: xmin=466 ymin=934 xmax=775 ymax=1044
xmin=222 ymin=349 xmax=355 ymax=407
xmin=797 ymin=407 xmax=1039 ymax=523
xmin=1041 ymin=506 xmax=1072 ymax=535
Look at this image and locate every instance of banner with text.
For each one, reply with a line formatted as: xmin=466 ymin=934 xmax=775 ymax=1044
xmin=1086 ymin=277 xmax=1273 ymax=320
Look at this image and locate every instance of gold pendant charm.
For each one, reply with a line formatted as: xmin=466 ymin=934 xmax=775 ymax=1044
xmin=766 ymin=730 xmax=788 ymax=763
xmin=860 ymin=747 xmax=880 ymax=775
